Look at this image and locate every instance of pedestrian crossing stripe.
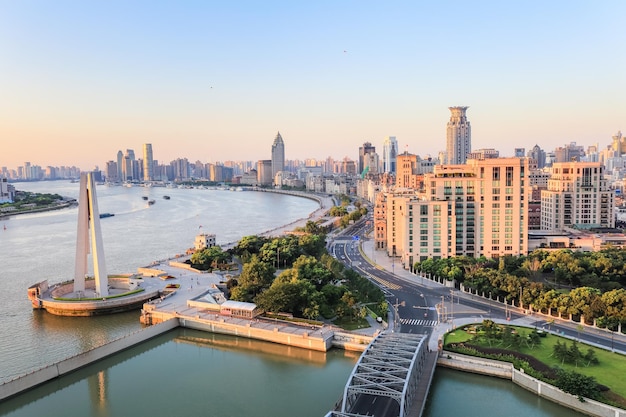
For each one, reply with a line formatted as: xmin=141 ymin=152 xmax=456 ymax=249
xmin=369 ymin=274 xmax=401 ymax=290
xmin=399 ymin=319 xmax=438 ymax=327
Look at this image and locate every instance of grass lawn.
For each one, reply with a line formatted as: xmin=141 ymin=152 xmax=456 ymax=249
xmin=333 ymin=317 xmax=370 ymax=331
xmin=444 ymin=324 xmax=626 ymax=400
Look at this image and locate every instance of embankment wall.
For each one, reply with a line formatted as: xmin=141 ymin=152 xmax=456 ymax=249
xmin=179 ymin=317 xmax=332 ymax=351
xmin=0 ymin=319 xmax=179 ymax=401
xmin=439 ymin=351 xmax=626 ymax=417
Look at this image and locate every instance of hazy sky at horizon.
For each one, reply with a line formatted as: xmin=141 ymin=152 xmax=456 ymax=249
xmin=1 ymin=1 xmax=625 ymax=170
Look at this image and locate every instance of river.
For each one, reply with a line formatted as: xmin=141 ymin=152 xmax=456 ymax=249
xmin=0 ymin=181 xmax=582 ymax=416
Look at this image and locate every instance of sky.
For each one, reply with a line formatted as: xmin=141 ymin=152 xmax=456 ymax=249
xmin=1 ymin=1 xmax=625 ymax=170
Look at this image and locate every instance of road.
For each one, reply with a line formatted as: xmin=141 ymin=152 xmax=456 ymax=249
xmin=330 ymin=215 xmax=626 ymax=354
xmin=329 ymin=214 xmax=626 ymax=415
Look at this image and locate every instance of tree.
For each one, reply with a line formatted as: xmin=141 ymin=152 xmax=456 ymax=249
xmin=292 ymin=255 xmax=333 ymax=288
xmin=255 ymin=273 xmax=319 ymax=317
xmin=190 ymin=245 xmax=231 ymax=269
xmin=230 ymin=255 xmax=275 ymax=302
xmin=238 ymin=255 xmax=275 ymax=288
xmin=568 ymin=287 xmax=602 ymax=324
xmin=329 ymin=206 xmax=348 ymax=217
xmin=601 ymin=288 xmax=626 ymax=330
xmin=554 ymin=369 xmax=601 ymax=400
xmin=298 ymin=233 xmax=326 ymax=258
xmin=232 ymin=235 xmax=268 ymax=258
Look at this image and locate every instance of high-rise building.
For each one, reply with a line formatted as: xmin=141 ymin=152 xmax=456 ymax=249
xmin=257 ymin=160 xmax=273 ymax=186
xmin=143 ymin=143 xmax=154 ymax=182
xmin=395 ymin=152 xmax=420 ymax=189
xmin=386 ymin=157 xmax=529 ymax=267
xmin=382 ymin=136 xmax=398 ymax=174
xmin=554 ymin=142 xmax=585 ymax=163
xmin=446 ymin=106 xmax=471 ymax=165
xmin=271 ymin=132 xmax=285 ymax=179
xmin=105 ymin=161 xmax=118 ymax=182
xmin=116 ymin=151 xmax=124 ymax=181
xmin=541 ymin=162 xmax=614 ymax=231
xmin=528 ymin=145 xmax=547 ymax=169
xmin=358 ymin=142 xmax=376 ymax=175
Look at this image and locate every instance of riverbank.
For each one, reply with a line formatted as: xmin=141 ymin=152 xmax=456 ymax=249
xmin=0 ymin=200 xmax=76 ymax=219
xmin=438 ymin=351 xmax=626 ymax=417
xmin=2 ymin=186 xmax=372 ymax=401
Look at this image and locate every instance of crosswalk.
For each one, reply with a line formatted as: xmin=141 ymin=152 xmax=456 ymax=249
xmin=368 ymin=274 xmax=402 ymax=290
xmin=399 ymin=318 xmax=438 ymax=327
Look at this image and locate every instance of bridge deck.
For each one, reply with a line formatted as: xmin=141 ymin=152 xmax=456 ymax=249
xmin=407 ymin=351 xmax=438 ymax=417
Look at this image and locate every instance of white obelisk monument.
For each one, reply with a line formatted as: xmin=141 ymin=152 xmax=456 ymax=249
xmin=73 ymin=172 xmax=109 ymax=297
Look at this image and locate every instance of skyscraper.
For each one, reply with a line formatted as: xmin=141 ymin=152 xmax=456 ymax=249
xmin=528 ymin=145 xmax=546 ymax=169
xmin=116 ymin=150 xmax=123 ymax=181
xmin=382 ymin=136 xmax=398 ymax=174
xmin=143 ymin=143 xmax=153 ymax=182
xmin=446 ymin=106 xmax=471 ymax=165
xmin=358 ymin=142 xmax=376 ymax=175
xmin=271 ymin=132 xmax=285 ymax=179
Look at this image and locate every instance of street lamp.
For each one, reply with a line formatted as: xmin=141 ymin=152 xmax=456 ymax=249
xmin=450 ymin=290 xmax=454 ymax=328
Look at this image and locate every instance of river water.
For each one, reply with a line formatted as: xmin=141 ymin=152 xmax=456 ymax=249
xmin=0 ymin=181 xmax=582 ymax=416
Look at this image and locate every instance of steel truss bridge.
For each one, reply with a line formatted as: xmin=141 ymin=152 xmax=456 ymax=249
xmin=326 ymin=332 xmax=429 ymax=417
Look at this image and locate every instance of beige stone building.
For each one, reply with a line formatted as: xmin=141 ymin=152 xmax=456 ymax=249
xmin=541 ymin=162 xmax=614 ymax=231
xmin=385 ymin=157 xmax=529 ymax=269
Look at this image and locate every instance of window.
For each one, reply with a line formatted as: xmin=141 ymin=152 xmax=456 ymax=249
xmin=506 ymin=166 xmax=514 ymax=186
xmin=492 ymin=167 xmax=500 ymax=181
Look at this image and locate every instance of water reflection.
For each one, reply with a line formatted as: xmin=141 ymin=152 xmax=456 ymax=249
xmin=0 ymin=329 xmax=357 ymax=417
xmin=174 ymin=329 xmax=361 ymax=366
xmin=424 ymin=368 xmax=587 ymax=417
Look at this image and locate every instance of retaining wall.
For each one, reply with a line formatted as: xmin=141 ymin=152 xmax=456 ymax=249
xmin=0 ymin=319 xmax=179 ymax=401
xmin=438 ymin=351 xmax=513 ymax=379
xmin=439 ymin=351 xmax=626 ymax=417
xmin=179 ymin=317 xmax=331 ymax=351
xmin=331 ymin=331 xmax=373 ymax=352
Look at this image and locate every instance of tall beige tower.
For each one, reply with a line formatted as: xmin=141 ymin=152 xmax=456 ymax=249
xmin=143 ymin=143 xmax=154 ymax=182
xmin=446 ymin=106 xmax=471 ymax=165
xmin=74 ymin=172 xmax=108 ymax=297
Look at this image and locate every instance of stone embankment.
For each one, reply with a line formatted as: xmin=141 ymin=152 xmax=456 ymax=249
xmin=438 ymin=351 xmax=626 ymax=417
xmin=0 ymin=319 xmax=179 ymax=402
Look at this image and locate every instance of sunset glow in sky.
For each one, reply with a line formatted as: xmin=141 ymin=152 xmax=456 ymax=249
xmin=1 ymin=1 xmax=625 ymax=170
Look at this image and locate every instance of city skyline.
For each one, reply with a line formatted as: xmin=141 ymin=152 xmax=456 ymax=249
xmin=2 ymin=1 xmax=625 ymax=170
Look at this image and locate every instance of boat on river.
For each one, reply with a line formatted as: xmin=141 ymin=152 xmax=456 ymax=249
xmin=99 ymin=213 xmax=114 ymax=218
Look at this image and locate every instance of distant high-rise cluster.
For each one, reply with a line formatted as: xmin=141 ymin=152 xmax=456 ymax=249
xmin=446 ymin=106 xmax=471 ymax=165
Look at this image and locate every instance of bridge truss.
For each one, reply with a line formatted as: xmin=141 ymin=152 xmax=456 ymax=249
xmin=339 ymin=332 xmax=428 ymax=417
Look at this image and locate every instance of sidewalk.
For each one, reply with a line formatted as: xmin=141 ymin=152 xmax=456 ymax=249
xmin=358 ymin=239 xmax=626 ymax=354
xmin=360 ymin=238 xmax=442 ymax=290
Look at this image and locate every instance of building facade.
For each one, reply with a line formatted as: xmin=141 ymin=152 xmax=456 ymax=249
xmin=143 ymin=143 xmax=154 ymax=182
xmin=271 ymin=132 xmax=285 ymax=180
xmin=358 ymin=142 xmax=376 ymax=175
xmin=382 ymin=136 xmax=398 ymax=174
xmin=541 ymin=162 xmax=614 ymax=231
xmin=386 ymin=158 xmax=529 ymax=269
xmin=446 ymin=106 xmax=471 ymax=165
xmin=257 ymin=160 xmax=273 ymax=186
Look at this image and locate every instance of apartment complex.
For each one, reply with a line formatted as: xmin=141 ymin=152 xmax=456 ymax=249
xmin=385 ymin=157 xmax=529 ymax=269
xmin=541 ymin=162 xmax=614 ymax=231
